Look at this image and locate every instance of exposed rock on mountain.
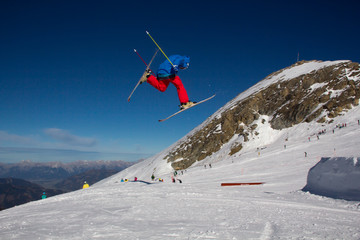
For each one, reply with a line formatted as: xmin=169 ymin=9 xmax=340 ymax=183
xmin=165 ymin=60 xmax=360 ymax=170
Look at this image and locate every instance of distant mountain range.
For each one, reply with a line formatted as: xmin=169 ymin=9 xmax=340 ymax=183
xmin=0 ymin=160 xmax=134 ymax=187
xmin=0 ymin=178 xmax=64 ymax=210
xmin=0 ymin=160 xmax=136 ymax=210
xmin=54 ymin=168 xmax=120 ymax=192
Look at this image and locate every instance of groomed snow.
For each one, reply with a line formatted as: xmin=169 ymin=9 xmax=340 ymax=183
xmin=1 ymin=106 xmax=359 ymax=239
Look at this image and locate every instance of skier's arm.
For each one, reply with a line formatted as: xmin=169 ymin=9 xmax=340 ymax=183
xmin=171 ymin=55 xmax=190 ymax=72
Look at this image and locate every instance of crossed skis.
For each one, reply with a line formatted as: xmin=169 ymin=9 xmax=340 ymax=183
xmin=128 ymin=31 xmax=215 ymax=122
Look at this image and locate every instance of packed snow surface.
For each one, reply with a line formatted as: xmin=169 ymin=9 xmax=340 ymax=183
xmin=1 ymin=107 xmax=360 ymax=239
xmin=1 ymin=60 xmax=360 ymax=239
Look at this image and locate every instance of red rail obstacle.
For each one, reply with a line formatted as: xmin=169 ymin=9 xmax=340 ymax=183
xmin=221 ymin=182 xmax=265 ymax=186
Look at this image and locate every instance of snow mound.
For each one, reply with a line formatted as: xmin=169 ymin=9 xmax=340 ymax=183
xmin=303 ymin=157 xmax=360 ymax=201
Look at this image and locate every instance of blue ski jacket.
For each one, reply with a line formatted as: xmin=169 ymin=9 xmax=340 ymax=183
xmin=157 ymin=55 xmax=190 ymax=79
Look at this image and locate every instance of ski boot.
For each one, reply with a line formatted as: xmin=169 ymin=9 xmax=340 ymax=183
xmin=140 ymin=69 xmax=152 ymax=84
xmin=180 ymin=101 xmax=196 ymax=110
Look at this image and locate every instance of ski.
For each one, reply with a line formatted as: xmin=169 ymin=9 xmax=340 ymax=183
xmin=128 ymin=49 xmax=159 ymax=102
xmin=159 ymin=94 xmax=216 ymax=122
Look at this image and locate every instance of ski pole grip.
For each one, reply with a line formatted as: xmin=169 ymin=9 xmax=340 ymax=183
xmin=145 ymin=30 xmax=174 ymax=67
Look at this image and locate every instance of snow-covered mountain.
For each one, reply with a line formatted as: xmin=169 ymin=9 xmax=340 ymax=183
xmin=164 ymin=60 xmax=360 ymax=170
xmin=108 ymin=60 xmax=360 ymax=180
xmin=0 ymin=160 xmax=134 ymax=184
xmin=1 ymin=60 xmax=359 ymax=239
xmin=0 ymin=160 xmax=134 ymax=175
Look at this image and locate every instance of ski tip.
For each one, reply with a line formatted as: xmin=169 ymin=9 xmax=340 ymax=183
xmin=146 ymin=30 xmax=149 ymax=35
xmin=134 ymin=49 xmax=137 ymax=52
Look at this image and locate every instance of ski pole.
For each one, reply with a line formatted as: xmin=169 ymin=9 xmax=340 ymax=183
xmin=133 ymin=49 xmax=155 ymax=74
xmin=146 ymin=31 xmax=174 ymax=67
xmin=134 ymin=49 xmax=147 ymax=66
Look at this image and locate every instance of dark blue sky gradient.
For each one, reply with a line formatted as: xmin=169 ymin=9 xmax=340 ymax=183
xmin=1 ymin=0 xmax=359 ymax=162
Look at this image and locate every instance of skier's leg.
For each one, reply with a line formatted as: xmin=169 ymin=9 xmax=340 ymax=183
xmin=146 ymin=75 xmax=170 ymax=92
xmin=170 ymin=76 xmax=189 ymax=104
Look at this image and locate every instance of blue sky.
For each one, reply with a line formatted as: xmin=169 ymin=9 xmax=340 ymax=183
xmin=1 ymin=0 xmax=360 ymax=163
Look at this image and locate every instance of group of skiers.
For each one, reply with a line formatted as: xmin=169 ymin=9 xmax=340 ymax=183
xmin=307 ymin=121 xmax=350 ymax=142
xmin=151 ymin=174 xmax=164 ymax=182
xmin=120 ymin=177 xmax=137 ymax=182
xmin=117 ymin=176 xmax=175 ymax=182
xmin=116 ymin=174 xmax=182 ymax=183
xmin=151 ymin=172 xmax=182 ymax=183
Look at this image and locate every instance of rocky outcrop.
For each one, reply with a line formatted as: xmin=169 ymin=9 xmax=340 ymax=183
xmin=166 ymin=60 xmax=360 ymax=170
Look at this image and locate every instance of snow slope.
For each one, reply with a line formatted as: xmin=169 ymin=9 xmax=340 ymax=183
xmin=1 ymin=60 xmax=360 ymax=239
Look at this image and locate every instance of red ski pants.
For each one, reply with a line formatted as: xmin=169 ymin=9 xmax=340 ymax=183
xmin=147 ymin=75 xmax=189 ymax=104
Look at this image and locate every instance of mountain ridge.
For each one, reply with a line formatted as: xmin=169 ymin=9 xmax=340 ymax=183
xmin=164 ymin=60 xmax=360 ymax=169
xmin=0 ymin=159 xmax=135 ymax=189
xmin=0 ymin=160 xmax=134 ymax=179
xmin=103 ymin=59 xmax=360 ymax=181
xmin=0 ymin=178 xmax=64 ymax=210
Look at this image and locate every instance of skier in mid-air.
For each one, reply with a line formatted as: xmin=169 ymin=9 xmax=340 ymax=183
xmin=140 ymin=55 xmax=196 ymax=110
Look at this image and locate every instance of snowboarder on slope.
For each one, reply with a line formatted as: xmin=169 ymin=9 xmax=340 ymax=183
xmin=42 ymin=192 xmax=47 ymax=199
xmin=140 ymin=55 xmax=195 ymax=110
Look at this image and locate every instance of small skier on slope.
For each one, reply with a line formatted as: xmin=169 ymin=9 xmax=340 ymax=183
xmin=140 ymin=55 xmax=195 ymax=110
xmin=83 ymin=181 xmax=90 ymax=189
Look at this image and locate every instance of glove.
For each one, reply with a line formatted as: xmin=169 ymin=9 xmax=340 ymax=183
xmin=146 ymin=69 xmax=152 ymax=77
xmin=173 ymin=65 xmax=179 ymax=72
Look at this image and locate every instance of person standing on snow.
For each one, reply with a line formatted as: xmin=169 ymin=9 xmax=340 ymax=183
xmin=140 ymin=55 xmax=195 ymax=110
xmin=42 ymin=192 xmax=47 ymax=199
xmin=83 ymin=181 xmax=90 ymax=189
